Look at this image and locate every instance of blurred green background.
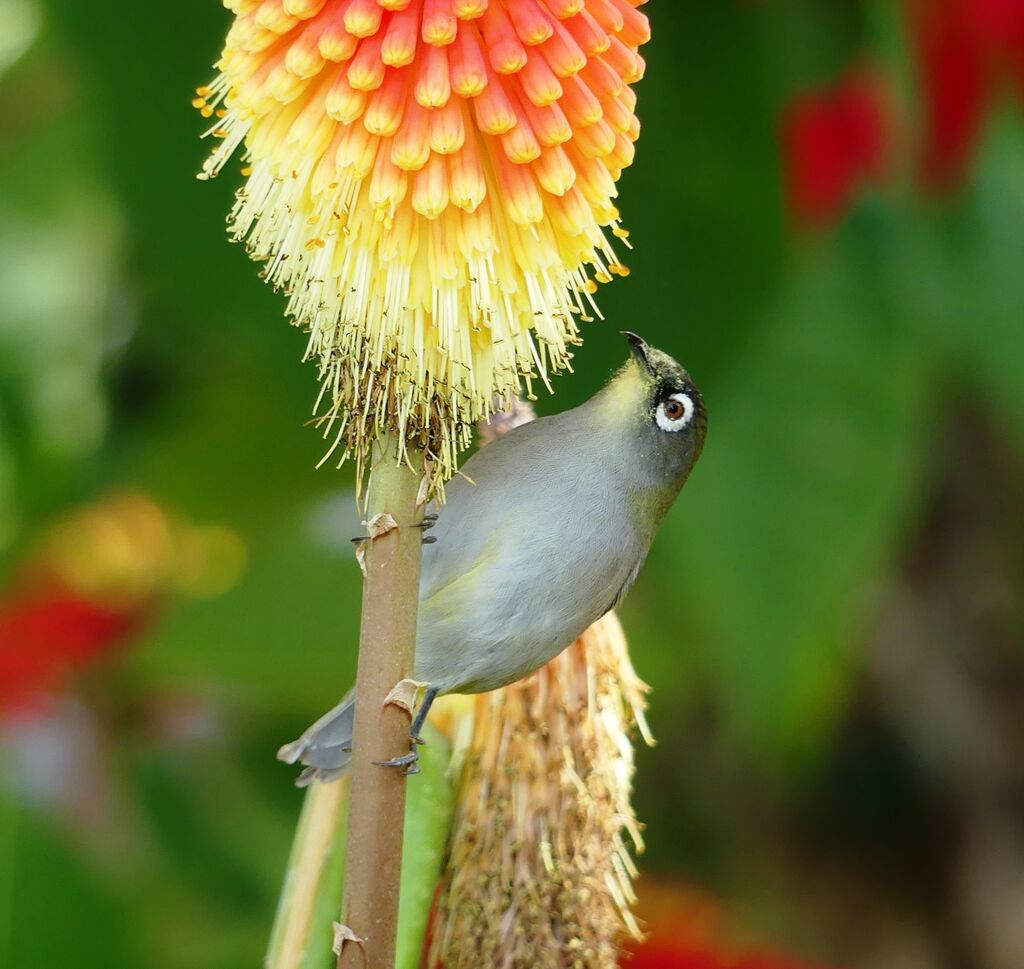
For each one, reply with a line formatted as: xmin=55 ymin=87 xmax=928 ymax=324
xmin=1 ymin=1 xmax=1023 ymax=967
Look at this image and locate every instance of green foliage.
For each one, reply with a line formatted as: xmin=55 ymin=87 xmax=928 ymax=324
xmin=643 ymin=211 xmax=935 ymax=757
xmin=396 ymin=727 xmax=453 ymax=969
xmin=950 ymin=115 xmax=1024 ymax=440
xmin=0 ymin=794 xmax=139 ymax=968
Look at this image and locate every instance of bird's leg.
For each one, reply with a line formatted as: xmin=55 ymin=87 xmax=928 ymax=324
xmin=374 ymin=685 xmax=440 ymax=775
xmin=408 ymin=685 xmax=439 ymax=745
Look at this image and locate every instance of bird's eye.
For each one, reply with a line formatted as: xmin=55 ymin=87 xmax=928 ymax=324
xmin=655 ymin=393 xmax=694 ymax=432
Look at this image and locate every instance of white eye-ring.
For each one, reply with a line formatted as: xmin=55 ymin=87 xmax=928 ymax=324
xmin=655 ymin=393 xmax=694 ymax=432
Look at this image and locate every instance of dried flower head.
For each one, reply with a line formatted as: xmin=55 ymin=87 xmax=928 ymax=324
xmin=429 ymin=610 xmax=653 ymax=969
xmin=196 ymin=0 xmax=650 ymax=480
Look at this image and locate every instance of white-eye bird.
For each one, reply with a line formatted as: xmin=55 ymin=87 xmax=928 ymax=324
xmin=279 ymin=333 xmax=707 ymax=783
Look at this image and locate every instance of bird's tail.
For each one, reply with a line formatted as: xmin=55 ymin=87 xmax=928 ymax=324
xmin=277 ymin=692 xmax=356 ymax=786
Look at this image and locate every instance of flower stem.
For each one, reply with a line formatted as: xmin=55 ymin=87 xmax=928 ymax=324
xmin=337 ymin=439 xmax=424 ymax=969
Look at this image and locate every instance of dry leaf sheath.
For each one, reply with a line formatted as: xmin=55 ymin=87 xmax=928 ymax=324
xmin=431 ymin=610 xmax=652 ymax=969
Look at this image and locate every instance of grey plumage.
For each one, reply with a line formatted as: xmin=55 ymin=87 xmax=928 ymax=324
xmin=278 ymin=692 xmax=355 ymax=784
xmin=279 ymin=334 xmax=707 ymax=783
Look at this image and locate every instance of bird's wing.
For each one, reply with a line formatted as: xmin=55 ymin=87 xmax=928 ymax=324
xmin=418 ymin=417 xmax=562 ymax=603
xmin=418 ymin=478 xmax=512 ymax=603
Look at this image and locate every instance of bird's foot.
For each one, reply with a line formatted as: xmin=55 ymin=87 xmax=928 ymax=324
xmin=352 ymin=513 xmax=438 ymax=545
xmin=415 ymin=513 xmax=439 ymax=545
xmin=374 ymin=746 xmax=421 ymax=776
xmin=375 ymin=682 xmax=439 ymax=775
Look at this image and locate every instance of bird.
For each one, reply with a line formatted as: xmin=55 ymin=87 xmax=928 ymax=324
xmin=279 ymin=332 xmax=707 ymax=783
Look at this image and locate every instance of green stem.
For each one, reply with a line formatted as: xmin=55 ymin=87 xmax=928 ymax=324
xmin=266 ymin=780 xmax=349 ymax=969
xmin=337 ymin=438 xmax=424 ymax=969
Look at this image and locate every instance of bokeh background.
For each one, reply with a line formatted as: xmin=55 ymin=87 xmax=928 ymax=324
xmin=1 ymin=1 xmax=1023 ymax=967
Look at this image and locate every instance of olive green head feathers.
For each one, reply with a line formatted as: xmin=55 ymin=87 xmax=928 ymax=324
xmin=593 ymin=332 xmax=707 ymax=490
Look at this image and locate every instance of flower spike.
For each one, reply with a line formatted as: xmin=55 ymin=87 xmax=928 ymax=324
xmin=196 ymin=0 xmax=650 ymax=484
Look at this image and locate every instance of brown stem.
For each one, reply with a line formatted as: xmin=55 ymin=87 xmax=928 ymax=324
xmin=337 ymin=439 xmax=424 ymax=969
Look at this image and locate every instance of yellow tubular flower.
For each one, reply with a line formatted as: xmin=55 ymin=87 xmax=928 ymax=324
xmin=196 ymin=0 xmax=650 ymax=479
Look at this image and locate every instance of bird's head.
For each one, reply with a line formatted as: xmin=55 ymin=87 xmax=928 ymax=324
xmin=595 ymin=332 xmax=707 ymax=495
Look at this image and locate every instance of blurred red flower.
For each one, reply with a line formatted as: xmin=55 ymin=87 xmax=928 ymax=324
xmin=780 ymin=0 xmax=1024 ymax=223
xmin=626 ymin=945 xmax=721 ymax=969
xmin=0 ymin=589 xmax=142 ymax=715
xmin=780 ymin=67 xmax=893 ymax=228
xmin=908 ymin=0 xmax=1024 ymax=188
xmin=624 ymin=941 xmax=840 ymax=969
xmin=0 ymin=491 xmax=244 ymax=718
xmin=622 ymin=881 xmax=843 ymax=969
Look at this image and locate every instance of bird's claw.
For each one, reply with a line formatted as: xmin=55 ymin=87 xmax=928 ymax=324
xmin=356 ymin=514 xmax=437 ymax=547
xmin=374 ymin=747 xmax=421 ymax=775
xmin=419 ymin=515 xmax=439 ymax=545
xmin=374 ymin=683 xmax=437 ymax=775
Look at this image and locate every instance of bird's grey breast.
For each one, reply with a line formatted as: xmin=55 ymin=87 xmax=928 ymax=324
xmin=414 ymin=415 xmax=647 ymax=694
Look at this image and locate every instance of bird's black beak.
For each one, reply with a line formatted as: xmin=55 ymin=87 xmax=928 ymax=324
xmin=622 ymin=331 xmax=654 ymax=375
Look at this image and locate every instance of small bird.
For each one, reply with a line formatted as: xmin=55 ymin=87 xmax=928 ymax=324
xmin=280 ymin=333 xmax=707 ymax=782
